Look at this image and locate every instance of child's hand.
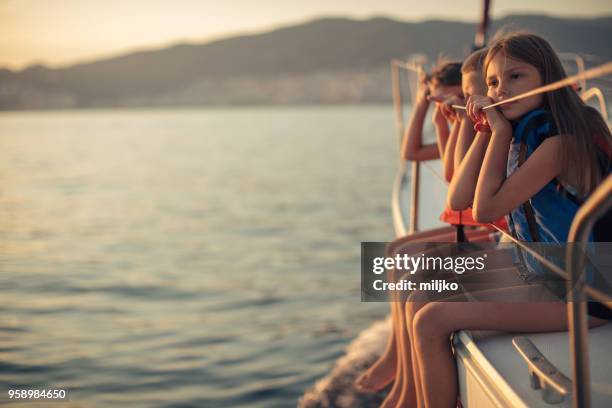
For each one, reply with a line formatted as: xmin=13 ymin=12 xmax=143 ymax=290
xmin=466 ymin=95 xmax=491 ymax=123
xmin=465 ymin=95 xmax=491 ymax=132
xmin=473 ymin=118 xmax=491 ymax=133
xmin=426 ymin=94 xmax=447 ymax=103
xmin=432 ymin=103 xmax=448 ymax=126
xmin=466 ymin=95 xmax=508 ymax=133
xmin=415 ymin=71 xmax=430 ymax=105
xmin=440 ymin=95 xmax=463 ymax=122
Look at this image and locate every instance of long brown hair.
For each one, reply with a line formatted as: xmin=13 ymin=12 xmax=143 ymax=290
xmin=484 ymin=32 xmax=611 ymax=196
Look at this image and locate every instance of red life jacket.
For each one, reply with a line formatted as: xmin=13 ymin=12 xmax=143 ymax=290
xmin=439 ymin=206 xmax=508 ymax=231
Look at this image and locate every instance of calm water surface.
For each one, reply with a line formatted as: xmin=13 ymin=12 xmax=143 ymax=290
xmin=0 ymin=106 xmax=446 ymax=407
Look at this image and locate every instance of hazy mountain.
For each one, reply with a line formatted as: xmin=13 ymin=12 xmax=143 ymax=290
xmin=1 ymin=14 xmax=610 ymax=109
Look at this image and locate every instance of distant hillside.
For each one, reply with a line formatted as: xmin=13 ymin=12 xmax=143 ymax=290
xmin=1 ymin=14 xmax=610 ymax=109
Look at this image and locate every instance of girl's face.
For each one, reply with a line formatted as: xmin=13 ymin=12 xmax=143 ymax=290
xmin=462 ymin=72 xmax=486 ymax=100
xmin=485 ymin=52 xmax=543 ymax=120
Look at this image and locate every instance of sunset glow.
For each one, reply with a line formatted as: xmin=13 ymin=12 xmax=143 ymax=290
xmin=1 ymin=0 xmax=610 ymax=69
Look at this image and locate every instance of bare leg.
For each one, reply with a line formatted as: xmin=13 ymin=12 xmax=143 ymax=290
xmin=355 ymin=226 xmax=458 ymax=392
xmin=412 ymin=294 xmax=608 ymax=408
xmin=395 ymin=245 xmax=515 ymax=407
xmin=376 ymin=235 xmax=501 ymax=405
xmin=375 ymin=234 xmax=465 ymax=404
xmin=402 ymin=300 xmax=424 ymax=408
xmin=378 ymin=301 xmax=407 ymax=408
xmin=355 ymin=226 xmax=499 ymax=395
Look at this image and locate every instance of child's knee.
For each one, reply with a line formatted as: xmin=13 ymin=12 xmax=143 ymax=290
xmin=405 ymin=293 xmax=428 ymax=325
xmin=413 ymin=303 xmax=452 ymax=343
xmin=405 ymin=301 xmax=419 ymax=323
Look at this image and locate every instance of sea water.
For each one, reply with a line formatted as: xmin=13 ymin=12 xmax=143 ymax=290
xmin=0 ymin=106 xmax=447 ymax=407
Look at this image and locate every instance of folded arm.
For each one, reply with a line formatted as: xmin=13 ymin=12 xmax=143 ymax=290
xmin=442 ymin=119 xmax=460 ymax=182
xmin=473 ymin=127 xmax=562 ymax=223
xmin=401 ymin=100 xmax=439 ymax=161
xmin=447 ymin=131 xmax=490 ymax=210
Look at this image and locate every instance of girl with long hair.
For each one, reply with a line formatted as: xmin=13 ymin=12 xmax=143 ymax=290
xmin=354 ymin=56 xmax=497 ymax=397
xmin=397 ymin=32 xmax=611 ymax=408
xmin=355 ymin=51 xmax=510 ymax=407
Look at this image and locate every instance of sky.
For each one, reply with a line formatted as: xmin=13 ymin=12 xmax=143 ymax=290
xmin=1 ymin=0 xmax=611 ymax=69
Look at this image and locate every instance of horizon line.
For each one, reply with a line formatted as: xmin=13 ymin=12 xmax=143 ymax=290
xmin=2 ymin=12 xmax=610 ymax=72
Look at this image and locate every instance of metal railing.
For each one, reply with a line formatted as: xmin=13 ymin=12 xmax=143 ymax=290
xmin=510 ymin=177 xmax=612 ymax=407
xmin=390 ymin=58 xmax=426 ymax=236
xmin=389 ymin=55 xmax=612 ymax=407
xmin=566 ymin=175 xmax=612 ymax=408
xmin=559 ymin=53 xmax=587 ymax=91
xmin=581 ymin=87 xmax=609 ymax=123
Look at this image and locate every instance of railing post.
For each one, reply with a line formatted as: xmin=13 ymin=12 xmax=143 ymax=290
xmin=391 ymin=61 xmax=404 ymax=148
xmin=575 ymin=55 xmax=587 ymax=91
xmin=391 ymin=60 xmax=421 ymax=235
xmin=409 ymin=161 xmax=419 ymax=234
xmin=566 ymin=175 xmax=612 ymax=408
xmin=580 ymin=88 xmax=608 ymax=123
xmin=566 ymin=271 xmax=590 ymax=408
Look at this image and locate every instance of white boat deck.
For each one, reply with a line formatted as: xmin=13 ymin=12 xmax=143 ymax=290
xmin=456 ymin=323 xmax=612 ymax=407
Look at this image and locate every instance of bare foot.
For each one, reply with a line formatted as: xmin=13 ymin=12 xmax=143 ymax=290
xmin=354 ymin=351 xmax=397 ymax=393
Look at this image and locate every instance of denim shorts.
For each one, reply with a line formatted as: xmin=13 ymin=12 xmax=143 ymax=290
xmin=515 ymin=257 xmax=567 ymax=302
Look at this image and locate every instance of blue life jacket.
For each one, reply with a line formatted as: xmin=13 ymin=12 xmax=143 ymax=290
xmin=506 ymin=109 xmax=599 ymax=292
xmin=506 ymin=109 xmax=583 ymax=244
xmin=506 ymin=110 xmax=612 ymax=321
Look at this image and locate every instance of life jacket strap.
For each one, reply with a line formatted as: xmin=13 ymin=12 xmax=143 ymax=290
xmin=518 ymin=141 xmax=541 ymax=242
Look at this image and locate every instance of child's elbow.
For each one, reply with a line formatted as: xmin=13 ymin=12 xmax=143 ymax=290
xmin=402 ymin=149 xmax=418 ymax=161
xmin=472 ymin=203 xmax=496 ymax=224
xmin=402 ymin=151 xmax=413 ymax=161
xmin=447 ymin=184 xmax=471 ymax=211
xmin=447 ymin=195 xmax=469 ymax=212
xmin=444 ymin=172 xmax=453 ymax=184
